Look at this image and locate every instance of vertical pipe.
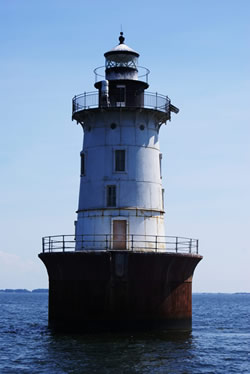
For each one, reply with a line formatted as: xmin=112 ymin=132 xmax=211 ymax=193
xmin=166 ymin=96 xmax=169 ymax=113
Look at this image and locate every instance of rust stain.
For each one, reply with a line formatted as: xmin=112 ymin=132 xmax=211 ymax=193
xmin=39 ymin=251 xmax=202 ymax=331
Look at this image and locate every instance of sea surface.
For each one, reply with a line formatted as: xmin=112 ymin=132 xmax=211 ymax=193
xmin=0 ymin=293 xmax=249 ymax=374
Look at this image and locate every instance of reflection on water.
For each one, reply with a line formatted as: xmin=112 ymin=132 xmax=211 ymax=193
xmin=46 ymin=330 xmax=195 ymax=374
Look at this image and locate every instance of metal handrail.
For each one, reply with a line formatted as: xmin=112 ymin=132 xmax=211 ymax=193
xmin=94 ymin=65 xmax=150 ymax=83
xmin=42 ymin=234 xmax=199 ymax=254
xmin=72 ymin=91 xmax=170 ymax=115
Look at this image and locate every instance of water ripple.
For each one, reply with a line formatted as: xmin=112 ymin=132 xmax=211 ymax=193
xmin=0 ymin=293 xmax=249 ymax=373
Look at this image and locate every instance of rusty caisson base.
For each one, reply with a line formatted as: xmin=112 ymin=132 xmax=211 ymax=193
xmin=39 ymin=251 xmax=202 ymax=332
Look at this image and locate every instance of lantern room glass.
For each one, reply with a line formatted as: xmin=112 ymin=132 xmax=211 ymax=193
xmin=105 ymin=54 xmax=138 ymax=69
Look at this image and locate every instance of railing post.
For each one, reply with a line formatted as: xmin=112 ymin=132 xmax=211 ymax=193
xmin=42 ymin=237 xmax=45 ymax=253
xmin=49 ymin=236 xmax=51 ymax=252
xmin=84 ymin=91 xmax=86 ymax=109
xmin=106 ymin=234 xmax=108 ymax=250
xmin=155 ymin=235 xmax=158 ymax=252
xmin=175 ymin=237 xmax=178 ymax=253
xmin=196 ymin=239 xmax=199 ymax=254
xmin=131 ymin=234 xmax=134 ymax=251
xmin=189 ymin=239 xmax=192 ymax=253
xmin=62 ymin=235 xmax=65 ymax=252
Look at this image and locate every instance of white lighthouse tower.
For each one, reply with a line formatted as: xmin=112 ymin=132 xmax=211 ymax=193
xmin=73 ymin=33 xmax=179 ymax=250
xmin=40 ymin=33 xmax=202 ymax=331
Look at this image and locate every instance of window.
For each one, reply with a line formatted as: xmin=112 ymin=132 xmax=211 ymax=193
xmin=110 ymin=123 xmax=117 ymax=129
xmin=162 ymin=189 xmax=165 ymax=210
xmin=159 ymin=153 xmax=162 ymax=179
xmin=115 ymin=150 xmax=125 ymax=172
xmin=80 ymin=153 xmax=85 ymax=175
xmin=107 ymin=185 xmax=116 ymax=207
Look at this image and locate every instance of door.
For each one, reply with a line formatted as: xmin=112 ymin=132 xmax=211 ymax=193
xmin=113 ymin=220 xmax=127 ymax=250
xmin=116 ymin=85 xmax=126 ymax=107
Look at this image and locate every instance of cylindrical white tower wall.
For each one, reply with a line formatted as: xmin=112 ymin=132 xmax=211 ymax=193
xmin=75 ymin=109 xmax=166 ymax=249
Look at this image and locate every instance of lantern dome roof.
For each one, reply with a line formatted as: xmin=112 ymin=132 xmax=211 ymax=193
xmin=104 ymin=33 xmax=139 ymax=58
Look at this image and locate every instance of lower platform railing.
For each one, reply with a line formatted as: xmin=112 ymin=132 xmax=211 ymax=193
xmin=42 ymin=234 xmax=199 ymax=254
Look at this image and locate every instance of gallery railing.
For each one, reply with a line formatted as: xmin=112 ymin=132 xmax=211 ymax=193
xmin=94 ymin=65 xmax=150 ymax=84
xmin=72 ymin=91 xmax=171 ymax=115
xmin=42 ymin=234 xmax=199 ymax=254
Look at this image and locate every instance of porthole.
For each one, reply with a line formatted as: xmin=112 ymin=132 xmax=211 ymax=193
xmin=110 ymin=123 xmax=117 ymax=130
xmin=139 ymin=124 xmax=145 ymax=131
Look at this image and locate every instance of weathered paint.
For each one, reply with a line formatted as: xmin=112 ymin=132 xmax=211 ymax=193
xmin=39 ymin=251 xmax=202 ymax=331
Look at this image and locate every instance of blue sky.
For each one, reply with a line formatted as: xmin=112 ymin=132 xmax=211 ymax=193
xmin=0 ymin=0 xmax=249 ymax=291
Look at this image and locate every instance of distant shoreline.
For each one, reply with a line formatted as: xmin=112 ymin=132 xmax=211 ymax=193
xmin=0 ymin=289 xmax=48 ymax=293
xmin=193 ymin=292 xmax=250 ymax=295
xmin=0 ymin=289 xmax=249 ymax=294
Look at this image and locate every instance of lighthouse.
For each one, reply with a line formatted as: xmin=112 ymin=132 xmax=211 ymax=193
xmin=39 ymin=34 xmax=202 ymax=331
xmin=73 ymin=32 xmax=180 ymax=251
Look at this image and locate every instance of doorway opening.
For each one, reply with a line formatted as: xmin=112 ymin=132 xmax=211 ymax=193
xmin=113 ymin=220 xmax=127 ymax=250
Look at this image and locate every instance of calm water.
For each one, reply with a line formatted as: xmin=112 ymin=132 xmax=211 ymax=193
xmin=0 ymin=293 xmax=249 ymax=373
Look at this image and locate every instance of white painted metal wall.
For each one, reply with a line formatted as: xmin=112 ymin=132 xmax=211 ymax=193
xmin=75 ymin=109 xmax=166 ymax=249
